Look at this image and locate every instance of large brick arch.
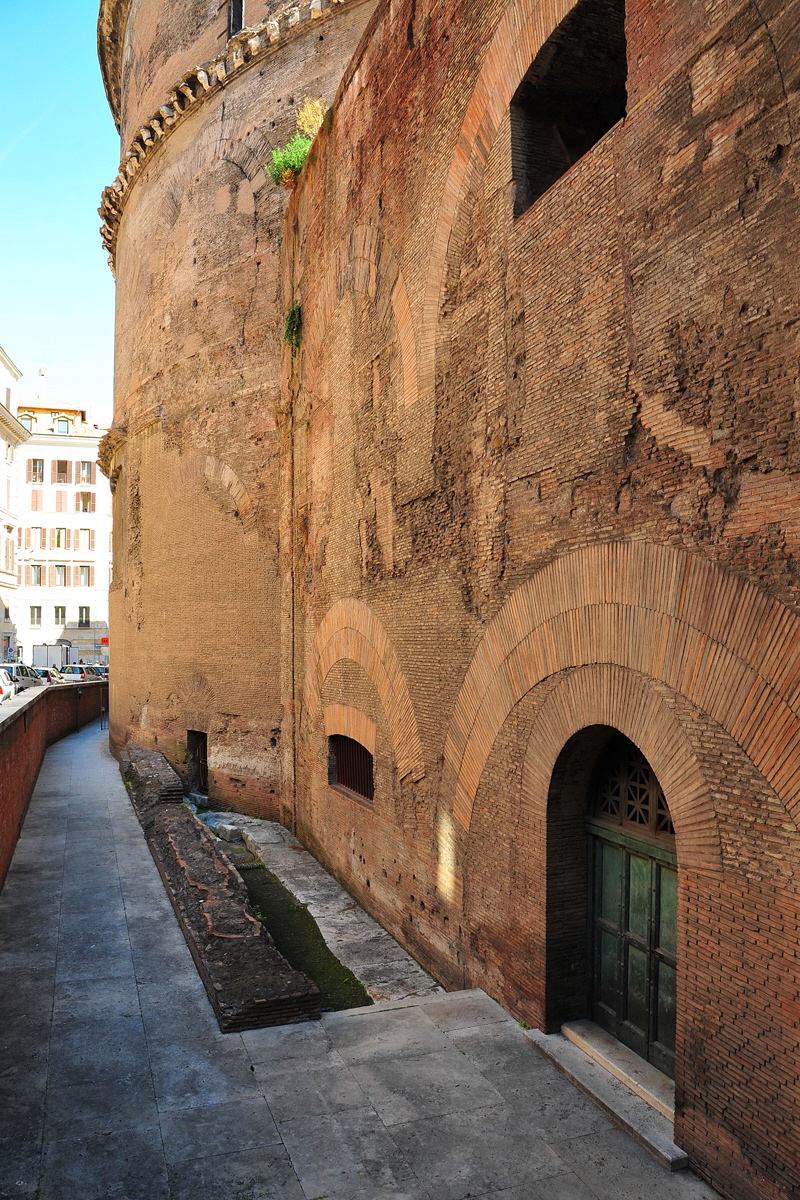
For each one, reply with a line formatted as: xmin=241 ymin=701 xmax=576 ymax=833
xmin=305 ymin=598 xmax=425 ymax=781
xmin=517 ymin=664 xmax=723 ymax=874
xmin=417 ymin=0 xmax=578 ymax=405
xmin=168 ymin=454 xmax=258 ymax=538
xmin=445 ymin=541 xmax=800 ymax=834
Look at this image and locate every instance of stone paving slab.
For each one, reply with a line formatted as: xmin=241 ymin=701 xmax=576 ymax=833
xmin=0 ymin=721 xmax=723 ymax=1200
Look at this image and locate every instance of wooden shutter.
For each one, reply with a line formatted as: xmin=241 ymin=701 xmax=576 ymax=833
xmin=16 ymin=528 xmax=21 ymax=547
xmin=74 ymin=492 xmax=80 ymax=513
xmin=64 ymin=563 xmax=70 ymax=586
xmin=32 ymin=490 xmax=41 ymax=511
xmin=73 ymin=566 xmax=80 ymax=587
xmin=66 ymin=462 xmax=73 ymax=484
xmin=25 ymin=528 xmax=30 ymax=549
xmin=48 ymin=566 xmax=55 ymax=587
xmin=16 ymin=565 xmax=21 ymax=584
xmin=24 ymin=565 xmax=30 ymax=586
xmin=49 ymin=529 xmax=54 ymax=549
xmin=89 ymin=530 xmax=95 ymax=550
xmin=65 ymin=529 xmax=71 ymax=550
xmin=89 ymin=566 xmax=95 ymax=587
xmin=90 ymin=493 xmax=96 ymax=513
xmin=91 ymin=463 xmax=97 ymax=484
xmin=26 ymin=459 xmax=32 ymax=483
xmin=75 ymin=461 xmax=82 ymax=483
xmin=51 ymin=460 xmax=57 ymax=483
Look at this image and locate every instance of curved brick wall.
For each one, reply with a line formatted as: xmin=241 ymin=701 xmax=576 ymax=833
xmin=105 ymin=0 xmax=800 ymax=1195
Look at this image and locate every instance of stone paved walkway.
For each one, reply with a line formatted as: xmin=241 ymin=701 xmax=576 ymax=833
xmin=0 ymin=721 xmax=721 ymax=1200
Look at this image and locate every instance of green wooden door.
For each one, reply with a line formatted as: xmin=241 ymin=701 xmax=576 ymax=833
xmin=590 ymin=827 xmax=677 ymax=1077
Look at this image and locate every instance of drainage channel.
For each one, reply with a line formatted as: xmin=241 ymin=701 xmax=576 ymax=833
xmin=189 ymin=803 xmax=443 ymax=1006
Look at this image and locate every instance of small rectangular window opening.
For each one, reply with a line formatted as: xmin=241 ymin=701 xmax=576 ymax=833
xmin=229 ymin=0 xmax=244 ymax=36
xmin=328 ymin=734 xmax=374 ymax=803
xmin=187 ymin=730 xmax=209 ymax=793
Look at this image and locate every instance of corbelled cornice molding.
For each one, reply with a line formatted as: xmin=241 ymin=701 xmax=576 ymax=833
xmin=97 ymin=0 xmax=134 ymax=131
xmin=98 ymin=0 xmax=355 ymax=272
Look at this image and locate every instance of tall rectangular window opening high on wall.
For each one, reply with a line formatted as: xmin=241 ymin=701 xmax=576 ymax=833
xmin=229 ymin=0 xmax=244 ymax=36
xmin=328 ymin=735 xmax=374 ymax=803
xmin=510 ymin=0 xmax=627 ymax=218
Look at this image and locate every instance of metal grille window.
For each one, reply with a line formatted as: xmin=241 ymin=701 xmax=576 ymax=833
xmin=593 ymin=735 xmax=674 ymax=840
xmin=328 ymin=735 xmax=374 ymax=803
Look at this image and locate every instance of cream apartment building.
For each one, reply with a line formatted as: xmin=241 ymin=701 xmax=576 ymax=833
xmin=0 ymin=345 xmax=29 ymax=661
xmin=14 ymin=381 xmax=111 ymax=664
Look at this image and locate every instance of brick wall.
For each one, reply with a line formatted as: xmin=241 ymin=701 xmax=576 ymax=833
xmin=0 ymin=683 xmax=108 ymax=893
xmin=104 ymin=0 xmax=800 ymax=1195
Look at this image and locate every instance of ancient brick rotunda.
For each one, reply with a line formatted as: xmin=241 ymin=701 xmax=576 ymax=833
xmin=98 ymin=1 xmax=800 ymax=1197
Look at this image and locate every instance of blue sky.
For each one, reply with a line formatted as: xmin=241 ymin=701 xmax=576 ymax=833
xmin=0 ymin=1 xmax=120 ymax=426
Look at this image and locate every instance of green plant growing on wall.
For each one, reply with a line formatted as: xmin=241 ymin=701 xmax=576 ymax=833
xmin=265 ymin=97 xmax=329 ymax=190
xmin=284 ymin=301 xmax=303 ymax=356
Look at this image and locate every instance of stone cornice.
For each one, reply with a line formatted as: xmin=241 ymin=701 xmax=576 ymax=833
xmin=0 ymin=406 xmax=29 ymax=446
xmin=98 ymin=425 xmax=128 ymax=482
xmin=0 ymin=344 xmax=22 ymax=382
xmin=97 ymin=0 xmax=134 ymax=132
xmin=98 ymin=0 xmax=355 ymax=271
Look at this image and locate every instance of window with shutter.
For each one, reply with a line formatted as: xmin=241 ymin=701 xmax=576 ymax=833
xmin=25 ymin=529 xmax=31 ymax=549
xmin=90 ymin=493 xmax=96 ymax=513
xmin=73 ymin=566 xmax=80 ymax=587
xmin=48 ymin=566 xmax=55 ymax=587
xmin=65 ymin=530 xmax=71 ymax=550
xmin=16 ymin=529 xmax=21 ymax=548
xmin=26 ymin=459 xmax=32 ymax=483
xmin=89 ymin=566 xmax=95 ymax=587
xmin=31 ymin=490 xmax=42 ymax=511
xmin=24 ymin=565 xmax=30 ymax=586
xmin=51 ymin=460 xmax=57 ymax=483
xmin=89 ymin=530 xmax=95 ymax=551
xmin=91 ymin=463 xmax=96 ymax=485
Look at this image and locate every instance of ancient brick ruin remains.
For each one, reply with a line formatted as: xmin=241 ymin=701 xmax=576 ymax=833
xmin=98 ymin=1 xmax=800 ymax=1196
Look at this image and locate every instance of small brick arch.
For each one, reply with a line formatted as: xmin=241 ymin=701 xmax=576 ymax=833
xmin=518 ymin=664 xmax=723 ymax=875
xmin=302 ymin=224 xmax=418 ymax=408
xmin=168 ymin=454 xmax=258 ymax=538
xmin=445 ymin=541 xmax=800 ymax=836
xmin=306 ymin=598 xmax=425 ymax=782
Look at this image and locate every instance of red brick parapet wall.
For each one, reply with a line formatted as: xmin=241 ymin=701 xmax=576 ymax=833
xmin=0 ymin=683 xmax=108 ymax=894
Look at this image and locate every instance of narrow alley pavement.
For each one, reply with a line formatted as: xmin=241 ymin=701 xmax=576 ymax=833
xmin=0 ymin=721 xmax=720 ymax=1200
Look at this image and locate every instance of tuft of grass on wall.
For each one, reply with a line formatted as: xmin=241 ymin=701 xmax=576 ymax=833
xmin=284 ymin=300 xmax=303 ymax=356
xmin=265 ymin=132 xmax=313 ymax=185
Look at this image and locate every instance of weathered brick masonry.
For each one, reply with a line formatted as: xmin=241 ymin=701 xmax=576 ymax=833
xmin=100 ymin=0 xmax=800 ymax=1196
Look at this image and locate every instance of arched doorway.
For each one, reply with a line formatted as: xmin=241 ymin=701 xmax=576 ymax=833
xmin=588 ymin=733 xmax=676 ymax=1077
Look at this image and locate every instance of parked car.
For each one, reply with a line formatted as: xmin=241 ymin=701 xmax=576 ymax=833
xmin=36 ymin=668 xmax=66 ymax=685
xmin=0 ymin=668 xmax=15 ymax=701
xmin=60 ymin=664 xmax=101 ymax=681
xmin=2 ymin=663 xmax=44 ymax=691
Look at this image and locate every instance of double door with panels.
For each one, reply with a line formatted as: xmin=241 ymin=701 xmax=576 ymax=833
xmin=590 ymin=825 xmax=677 ymax=1079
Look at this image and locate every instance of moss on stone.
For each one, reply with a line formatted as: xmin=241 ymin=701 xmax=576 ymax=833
xmin=239 ymin=863 xmax=372 ymax=1011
